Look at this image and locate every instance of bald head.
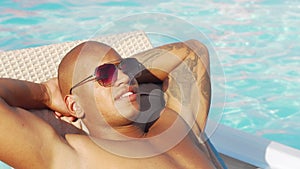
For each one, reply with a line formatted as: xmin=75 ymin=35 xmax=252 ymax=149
xmin=58 ymin=41 xmax=119 ymax=97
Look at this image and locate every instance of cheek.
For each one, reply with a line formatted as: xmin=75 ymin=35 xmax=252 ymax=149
xmin=92 ymin=84 xmax=137 ymax=126
xmin=93 ymin=85 xmax=127 ymax=126
xmin=93 ymin=86 xmax=114 ymax=113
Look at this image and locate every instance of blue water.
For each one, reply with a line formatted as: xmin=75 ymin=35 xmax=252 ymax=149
xmin=0 ymin=0 xmax=299 ymax=160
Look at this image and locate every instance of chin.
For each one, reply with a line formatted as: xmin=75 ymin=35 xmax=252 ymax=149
xmin=113 ymin=101 xmax=139 ymax=121
xmin=114 ymin=95 xmax=141 ymax=120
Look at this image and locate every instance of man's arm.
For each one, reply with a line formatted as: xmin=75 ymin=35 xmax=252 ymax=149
xmin=132 ymin=40 xmax=211 ymax=133
xmin=180 ymin=39 xmax=211 ymax=134
xmin=0 ymin=78 xmax=69 ymax=168
xmin=133 ymin=41 xmax=191 ymax=83
xmin=132 ymin=42 xmax=226 ymax=169
xmin=0 ymin=78 xmax=49 ymax=109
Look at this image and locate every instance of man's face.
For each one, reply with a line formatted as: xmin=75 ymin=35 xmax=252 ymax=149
xmin=91 ymin=55 xmax=140 ymax=127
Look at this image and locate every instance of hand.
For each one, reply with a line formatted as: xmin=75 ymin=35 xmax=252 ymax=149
xmin=42 ymin=78 xmax=77 ymax=122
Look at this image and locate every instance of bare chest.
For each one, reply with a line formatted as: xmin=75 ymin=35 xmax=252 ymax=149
xmin=65 ymin=135 xmax=213 ymax=169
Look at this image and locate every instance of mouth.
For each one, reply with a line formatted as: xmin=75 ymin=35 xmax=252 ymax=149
xmin=120 ymin=91 xmax=134 ymax=98
xmin=114 ymin=86 xmax=138 ymax=101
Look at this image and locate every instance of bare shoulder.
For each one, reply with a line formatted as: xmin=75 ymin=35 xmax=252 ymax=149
xmin=0 ymin=98 xmax=78 ymax=168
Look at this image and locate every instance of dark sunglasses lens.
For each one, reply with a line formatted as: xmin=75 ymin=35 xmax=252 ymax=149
xmin=120 ymin=58 xmax=142 ymax=77
xmin=95 ymin=64 xmax=117 ymax=86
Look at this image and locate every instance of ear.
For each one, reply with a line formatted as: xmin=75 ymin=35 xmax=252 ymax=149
xmin=64 ymin=95 xmax=85 ymax=119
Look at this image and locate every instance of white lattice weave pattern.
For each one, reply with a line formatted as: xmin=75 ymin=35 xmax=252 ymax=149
xmin=0 ymin=31 xmax=152 ymax=83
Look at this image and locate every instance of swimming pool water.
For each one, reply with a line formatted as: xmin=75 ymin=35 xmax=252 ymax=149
xmin=0 ymin=0 xmax=299 ymax=152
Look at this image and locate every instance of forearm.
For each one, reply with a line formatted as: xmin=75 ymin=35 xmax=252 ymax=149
xmin=0 ymin=78 xmax=49 ymax=109
xmin=133 ymin=40 xmax=209 ymax=81
xmin=133 ymin=41 xmax=190 ymax=82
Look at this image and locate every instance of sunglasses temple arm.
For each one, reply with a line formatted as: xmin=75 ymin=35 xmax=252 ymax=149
xmin=69 ymin=74 xmax=95 ymax=94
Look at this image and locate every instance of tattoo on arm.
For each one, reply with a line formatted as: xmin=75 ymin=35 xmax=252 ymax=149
xmin=163 ymin=42 xmax=211 ymax=131
xmin=201 ymin=72 xmax=211 ymax=101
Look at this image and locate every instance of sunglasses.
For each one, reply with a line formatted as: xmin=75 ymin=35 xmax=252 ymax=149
xmin=69 ymin=58 xmax=142 ymax=94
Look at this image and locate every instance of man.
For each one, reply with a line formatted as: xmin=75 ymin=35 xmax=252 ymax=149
xmin=0 ymin=40 xmax=224 ymax=168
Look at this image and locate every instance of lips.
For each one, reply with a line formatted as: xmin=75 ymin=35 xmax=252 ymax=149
xmin=120 ymin=91 xmax=134 ymax=98
xmin=114 ymin=86 xmax=138 ymax=101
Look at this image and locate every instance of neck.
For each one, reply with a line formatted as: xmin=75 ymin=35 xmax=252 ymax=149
xmin=83 ymin=120 xmax=146 ymax=140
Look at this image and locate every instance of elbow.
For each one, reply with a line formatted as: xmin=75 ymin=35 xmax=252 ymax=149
xmin=185 ymin=39 xmax=209 ymax=56
xmin=184 ymin=39 xmax=210 ymax=67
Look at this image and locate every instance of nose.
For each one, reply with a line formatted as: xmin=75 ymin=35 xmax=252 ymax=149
xmin=114 ymin=68 xmax=131 ymax=86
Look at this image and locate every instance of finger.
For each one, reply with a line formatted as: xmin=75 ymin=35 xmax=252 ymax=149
xmin=61 ymin=116 xmax=78 ymax=123
xmin=54 ymin=111 xmax=63 ymax=118
xmin=71 ymin=117 xmax=78 ymax=122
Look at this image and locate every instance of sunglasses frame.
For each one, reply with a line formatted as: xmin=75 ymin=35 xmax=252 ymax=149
xmin=69 ymin=58 xmax=142 ymax=94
